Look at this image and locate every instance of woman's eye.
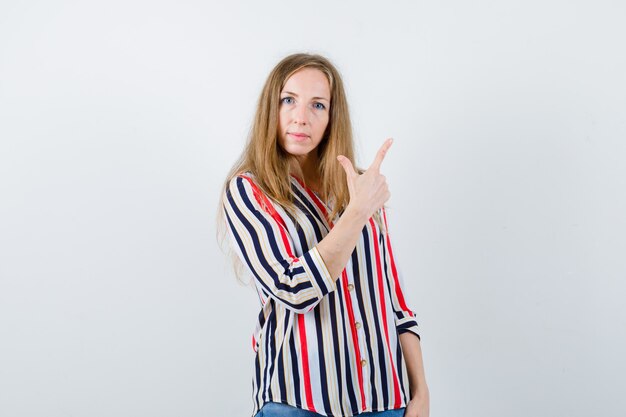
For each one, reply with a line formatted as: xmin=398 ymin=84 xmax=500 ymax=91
xmin=314 ymin=102 xmax=326 ymax=110
xmin=281 ymin=97 xmax=294 ymax=105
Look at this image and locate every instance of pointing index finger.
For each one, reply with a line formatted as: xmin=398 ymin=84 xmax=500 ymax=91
xmin=369 ymin=138 xmax=393 ymax=171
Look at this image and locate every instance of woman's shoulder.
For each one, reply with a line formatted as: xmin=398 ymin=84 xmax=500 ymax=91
xmin=227 ymin=170 xmax=255 ymax=186
xmin=238 ymin=170 xmax=254 ymax=177
xmin=226 ymin=171 xmax=262 ymax=199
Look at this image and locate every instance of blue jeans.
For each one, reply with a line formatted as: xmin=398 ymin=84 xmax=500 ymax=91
xmin=255 ymin=402 xmax=406 ymax=417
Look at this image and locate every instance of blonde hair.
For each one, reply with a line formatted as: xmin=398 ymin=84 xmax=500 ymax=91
xmin=217 ymin=53 xmax=383 ymax=283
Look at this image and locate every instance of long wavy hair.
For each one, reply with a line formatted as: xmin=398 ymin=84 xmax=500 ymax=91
xmin=218 ymin=53 xmax=380 ymax=282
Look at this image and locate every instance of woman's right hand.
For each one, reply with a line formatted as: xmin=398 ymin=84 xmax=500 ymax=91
xmin=337 ymin=138 xmax=393 ymax=222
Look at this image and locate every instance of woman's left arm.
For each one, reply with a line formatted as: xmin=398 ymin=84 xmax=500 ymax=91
xmin=379 ymin=207 xmax=429 ymax=416
xmin=399 ymin=333 xmax=429 ymax=417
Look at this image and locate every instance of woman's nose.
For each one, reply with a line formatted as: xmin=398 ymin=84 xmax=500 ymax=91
xmin=293 ymin=104 xmax=308 ymax=125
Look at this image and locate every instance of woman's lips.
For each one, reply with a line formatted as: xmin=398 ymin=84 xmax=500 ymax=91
xmin=288 ymin=132 xmax=309 ymax=141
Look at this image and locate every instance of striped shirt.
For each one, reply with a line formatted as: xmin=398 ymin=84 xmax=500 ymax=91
xmin=222 ymin=172 xmax=420 ymax=417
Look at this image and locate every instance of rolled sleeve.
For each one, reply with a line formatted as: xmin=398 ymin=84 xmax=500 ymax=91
xmin=223 ymin=175 xmax=337 ymax=313
xmin=300 ymin=246 xmax=337 ymax=298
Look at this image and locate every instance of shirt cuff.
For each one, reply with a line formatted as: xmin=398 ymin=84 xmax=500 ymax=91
xmin=300 ymin=246 xmax=337 ymax=299
xmin=396 ymin=316 xmax=421 ymax=340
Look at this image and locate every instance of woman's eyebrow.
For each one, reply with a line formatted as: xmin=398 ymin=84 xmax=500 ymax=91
xmin=281 ymin=90 xmax=330 ymax=102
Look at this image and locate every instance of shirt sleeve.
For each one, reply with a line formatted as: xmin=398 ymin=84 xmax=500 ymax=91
xmin=223 ymin=175 xmax=337 ymax=313
xmin=380 ymin=207 xmax=421 ymax=340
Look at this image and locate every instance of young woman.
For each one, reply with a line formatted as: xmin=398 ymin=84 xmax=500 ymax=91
xmin=220 ymin=53 xmax=429 ymax=417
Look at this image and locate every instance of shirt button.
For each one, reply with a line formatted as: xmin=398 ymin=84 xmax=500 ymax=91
xmin=347 ymin=284 xmax=354 ymax=291
xmin=355 ymin=322 xmax=362 ymax=329
xmin=361 ymin=359 xmax=367 ymax=367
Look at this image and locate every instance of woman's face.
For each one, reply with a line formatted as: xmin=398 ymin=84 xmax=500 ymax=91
xmin=277 ymin=67 xmax=331 ymax=163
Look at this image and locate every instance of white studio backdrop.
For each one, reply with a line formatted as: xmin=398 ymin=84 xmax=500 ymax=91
xmin=1 ymin=1 xmax=624 ymax=416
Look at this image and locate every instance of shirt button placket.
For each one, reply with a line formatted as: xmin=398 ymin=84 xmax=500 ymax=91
xmin=349 ymin=281 xmax=370 ymax=406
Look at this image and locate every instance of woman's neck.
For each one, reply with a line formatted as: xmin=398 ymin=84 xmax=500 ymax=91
xmin=290 ymin=155 xmax=321 ymax=193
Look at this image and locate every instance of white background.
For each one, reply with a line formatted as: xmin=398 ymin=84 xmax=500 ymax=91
xmin=1 ymin=1 xmax=625 ymax=416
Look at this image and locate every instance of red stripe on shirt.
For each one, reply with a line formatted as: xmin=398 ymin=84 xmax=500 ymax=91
xmin=298 ymin=314 xmax=316 ymax=412
xmin=381 ymin=209 xmax=414 ymax=315
xmin=370 ymin=217 xmax=402 ymax=408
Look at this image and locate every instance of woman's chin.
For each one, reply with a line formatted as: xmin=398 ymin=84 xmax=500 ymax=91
xmin=283 ymin=146 xmax=314 ymax=158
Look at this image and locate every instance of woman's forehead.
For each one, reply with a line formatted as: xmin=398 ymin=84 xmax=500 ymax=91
xmin=282 ymin=68 xmax=331 ymax=99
